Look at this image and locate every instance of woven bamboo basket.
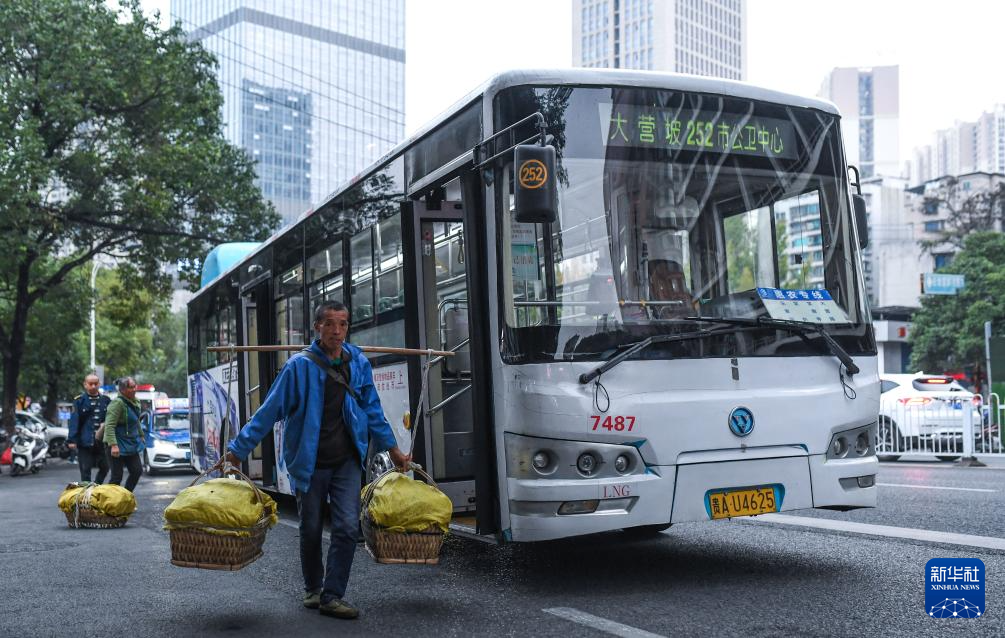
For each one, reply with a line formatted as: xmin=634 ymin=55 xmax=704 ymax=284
xmin=63 ymin=483 xmax=131 ymax=529
xmin=64 ymin=503 xmax=129 ymax=529
xmin=360 ymin=464 xmax=445 ymax=565
xmin=167 ymin=462 xmax=272 ymax=571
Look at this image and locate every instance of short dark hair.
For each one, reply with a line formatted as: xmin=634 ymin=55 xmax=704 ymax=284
xmin=314 ymin=300 xmax=348 ymax=324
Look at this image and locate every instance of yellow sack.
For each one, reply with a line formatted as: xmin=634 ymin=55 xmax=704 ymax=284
xmin=163 ymin=478 xmax=278 ymax=537
xmin=58 ymin=483 xmax=136 ymax=518
xmin=363 ymin=472 xmax=452 ymax=533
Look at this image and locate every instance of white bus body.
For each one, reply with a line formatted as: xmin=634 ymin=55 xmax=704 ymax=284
xmin=187 ymin=69 xmax=879 ymax=543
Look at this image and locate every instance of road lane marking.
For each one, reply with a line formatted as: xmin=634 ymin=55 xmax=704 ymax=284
xmin=880 ymin=462 xmax=1005 ymax=470
xmin=544 ymin=607 xmax=665 ymax=638
xmin=749 ymin=514 xmax=1005 ymax=551
xmin=877 ymin=482 xmax=997 ymax=493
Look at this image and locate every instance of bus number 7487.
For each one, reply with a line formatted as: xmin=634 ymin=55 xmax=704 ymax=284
xmin=590 ymin=415 xmax=636 ymax=431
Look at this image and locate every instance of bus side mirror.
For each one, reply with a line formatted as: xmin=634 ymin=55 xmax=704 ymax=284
xmin=852 ymin=194 xmax=868 ymax=249
xmin=514 ymin=144 xmax=558 ymax=224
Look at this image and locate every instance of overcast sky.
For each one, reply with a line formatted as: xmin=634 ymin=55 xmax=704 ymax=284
xmin=142 ymin=0 xmax=1005 ymax=158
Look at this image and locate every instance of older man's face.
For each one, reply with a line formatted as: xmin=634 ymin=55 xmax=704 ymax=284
xmin=315 ymin=309 xmax=349 ymax=355
xmin=84 ymin=376 xmax=100 ymax=395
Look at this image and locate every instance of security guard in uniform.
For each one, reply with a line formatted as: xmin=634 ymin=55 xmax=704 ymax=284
xmin=68 ymin=373 xmax=110 ymax=483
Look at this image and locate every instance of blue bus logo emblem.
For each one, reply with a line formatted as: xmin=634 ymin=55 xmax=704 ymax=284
xmin=729 ymin=407 xmax=754 ymax=437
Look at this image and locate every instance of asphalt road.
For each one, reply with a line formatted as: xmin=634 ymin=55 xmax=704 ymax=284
xmin=1 ymin=458 xmax=1002 ymax=637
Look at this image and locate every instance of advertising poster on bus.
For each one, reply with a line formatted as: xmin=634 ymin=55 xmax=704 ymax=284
xmin=372 ymin=362 xmax=411 ymax=451
xmin=272 ymin=419 xmax=291 ymax=494
xmin=188 ymin=360 xmax=239 ymax=473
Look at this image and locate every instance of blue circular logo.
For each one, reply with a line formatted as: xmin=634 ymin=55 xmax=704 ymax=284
xmin=728 ymin=407 xmax=754 ymax=437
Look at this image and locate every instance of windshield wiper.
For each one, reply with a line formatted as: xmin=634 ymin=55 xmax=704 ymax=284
xmin=578 ymin=326 xmax=746 ymax=384
xmin=682 ymin=316 xmax=860 ymax=376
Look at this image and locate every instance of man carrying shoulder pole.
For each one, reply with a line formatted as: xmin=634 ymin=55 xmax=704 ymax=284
xmin=225 ymin=300 xmax=410 ymax=620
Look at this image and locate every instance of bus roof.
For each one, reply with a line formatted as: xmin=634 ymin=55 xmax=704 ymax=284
xmin=200 ymin=242 xmax=261 ymax=289
xmin=191 ymin=69 xmax=840 ymax=299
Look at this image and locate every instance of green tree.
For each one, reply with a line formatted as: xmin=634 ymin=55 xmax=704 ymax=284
xmin=93 ymin=267 xmax=159 ymax=385
xmin=136 ymin=308 xmax=187 ymax=396
xmin=909 ymin=232 xmax=1005 ymax=385
xmin=724 ymin=212 xmax=803 ymax=291
xmin=7 ymin=265 xmax=91 ymax=423
xmin=0 ymin=0 xmax=279 ymax=435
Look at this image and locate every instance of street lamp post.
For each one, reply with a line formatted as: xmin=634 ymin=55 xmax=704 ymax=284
xmin=89 ymin=260 xmax=103 ymax=373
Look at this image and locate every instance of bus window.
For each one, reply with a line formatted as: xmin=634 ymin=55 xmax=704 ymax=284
xmin=307 ymin=239 xmax=343 ymax=283
xmin=376 ymin=215 xmax=404 ymax=312
xmin=350 ymin=229 xmax=374 ymax=323
xmin=723 ymin=205 xmax=776 ymax=293
xmin=310 ymin=275 xmax=344 ymax=307
xmin=774 ymin=190 xmax=824 ymax=289
xmin=274 ymin=264 xmax=305 ymax=366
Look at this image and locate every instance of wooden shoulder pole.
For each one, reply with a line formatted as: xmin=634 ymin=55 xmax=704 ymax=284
xmin=206 ymin=344 xmax=454 ymax=357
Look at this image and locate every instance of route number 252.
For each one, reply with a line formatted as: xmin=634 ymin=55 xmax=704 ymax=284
xmin=590 ymin=415 xmax=636 ymax=431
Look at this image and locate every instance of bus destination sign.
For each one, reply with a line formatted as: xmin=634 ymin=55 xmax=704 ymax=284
xmin=600 ymin=104 xmax=798 ymax=160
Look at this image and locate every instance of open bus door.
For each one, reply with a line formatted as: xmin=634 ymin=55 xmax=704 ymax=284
xmin=240 ymin=278 xmax=276 ymax=485
xmin=402 ymin=184 xmax=498 ymax=539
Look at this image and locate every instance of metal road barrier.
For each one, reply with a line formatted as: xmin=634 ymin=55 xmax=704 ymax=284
xmin=877 ymin=393 xmax=1004 ymax=460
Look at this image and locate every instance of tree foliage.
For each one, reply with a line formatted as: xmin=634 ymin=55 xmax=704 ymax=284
xmin=909 ymin=232 xmax=1005 ymax=382
xmin=723 ymin=213 xmax=805 ymax=291
xmin=0 ymin=0 xmax=279 ymax=433
xmin=7 ymin=265 xmax=91 ymax=422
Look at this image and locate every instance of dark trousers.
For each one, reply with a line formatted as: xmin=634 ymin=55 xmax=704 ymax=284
xmin=296 ymin=459 xmax=361 ymax=603
xmin=78 ymin=444 xmax=109 ymax=483
xmin=106 ymin=451 xmax=142 ymax=492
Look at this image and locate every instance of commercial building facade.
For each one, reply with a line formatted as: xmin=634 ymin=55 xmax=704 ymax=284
xmin=572 ymin=0 xmax=746 ymax=80
xmin=818 ymin=65 xmax=900 ymax=180
xmin=172 ymin=0 xmax=405 ymax=225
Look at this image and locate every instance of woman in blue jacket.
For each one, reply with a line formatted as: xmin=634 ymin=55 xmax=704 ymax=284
xmin=226 ymin=300 xmax=410 ymax=620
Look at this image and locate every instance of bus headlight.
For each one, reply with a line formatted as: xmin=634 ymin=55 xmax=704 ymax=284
xmin=827 ymin=422 xmax=876 ymax=459
xmin=831 ymin=436 xmax=848 ymax=458
xmin=614 ymin=454 xmax=630 ymax=473
xmin=576 ymin=452 xmax=599 ymax=476
xmin=532 ymin=451 xmax=550 ymax=471
xmin=855 ymin=431 xmax=870 ymax=456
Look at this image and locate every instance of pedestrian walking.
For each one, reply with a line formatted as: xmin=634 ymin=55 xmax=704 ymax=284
xmin=103 ymin=377 xmax=144 ymax=492
xmin=225 ymin=300 xmax=410 ymax=620
xmin=67 ymin=373 xmax=110 ymax=483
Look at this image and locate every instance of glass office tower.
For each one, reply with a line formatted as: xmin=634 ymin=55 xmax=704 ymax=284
xmin=173 ymin=1 xmax=406 ymax=224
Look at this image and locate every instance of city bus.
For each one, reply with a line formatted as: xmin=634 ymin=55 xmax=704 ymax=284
xmin=187 ymin=69 xmax=879 ymax=542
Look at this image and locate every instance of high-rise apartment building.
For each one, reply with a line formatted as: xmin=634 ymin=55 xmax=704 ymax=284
xmin=912 ymin=104 xmax=1005 ymax=185
xmin=572 ymin=0 xmax=746 ymax=80
xmin=172 ymin=1 xmax=405 ymax=225
xmin=818 ymin=66 xmax=900 ymax=179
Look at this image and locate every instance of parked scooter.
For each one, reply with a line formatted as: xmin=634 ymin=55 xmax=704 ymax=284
xmin=9 ymin=423 xmax=48 ymax=476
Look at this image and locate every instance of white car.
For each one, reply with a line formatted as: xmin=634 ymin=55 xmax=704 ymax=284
xmin=878 ymin=373 xmax=982 ymax=461
xmin=15 ymin=411 xmax=70 ymax=458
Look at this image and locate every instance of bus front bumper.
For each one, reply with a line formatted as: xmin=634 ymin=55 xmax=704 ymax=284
xmin=505 ymin=453 xmax=877 ymax=542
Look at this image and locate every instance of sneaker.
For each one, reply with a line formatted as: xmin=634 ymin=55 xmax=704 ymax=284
xmin=319 ymin=598 xmax=359 ymax=619
xmin=302 ymin=591 xmax=321 ymax=609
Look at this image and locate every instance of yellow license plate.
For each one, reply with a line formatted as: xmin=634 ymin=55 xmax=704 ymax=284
xmin=707 ymin=486 xmax=779 ymax=520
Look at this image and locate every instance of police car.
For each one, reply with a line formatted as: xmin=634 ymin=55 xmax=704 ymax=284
xmin=141 ymin=398 xmax=193 ymax=473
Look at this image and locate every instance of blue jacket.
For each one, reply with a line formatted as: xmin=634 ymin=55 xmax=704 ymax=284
xmin=228 ymin=340 xmax=398 ymax=494
xmin=68 ymin=393 xmax=110 ymax=447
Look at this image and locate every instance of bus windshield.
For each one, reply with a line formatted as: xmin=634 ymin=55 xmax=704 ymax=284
xmin=497 ymin=86 xmax=873 ymax=363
